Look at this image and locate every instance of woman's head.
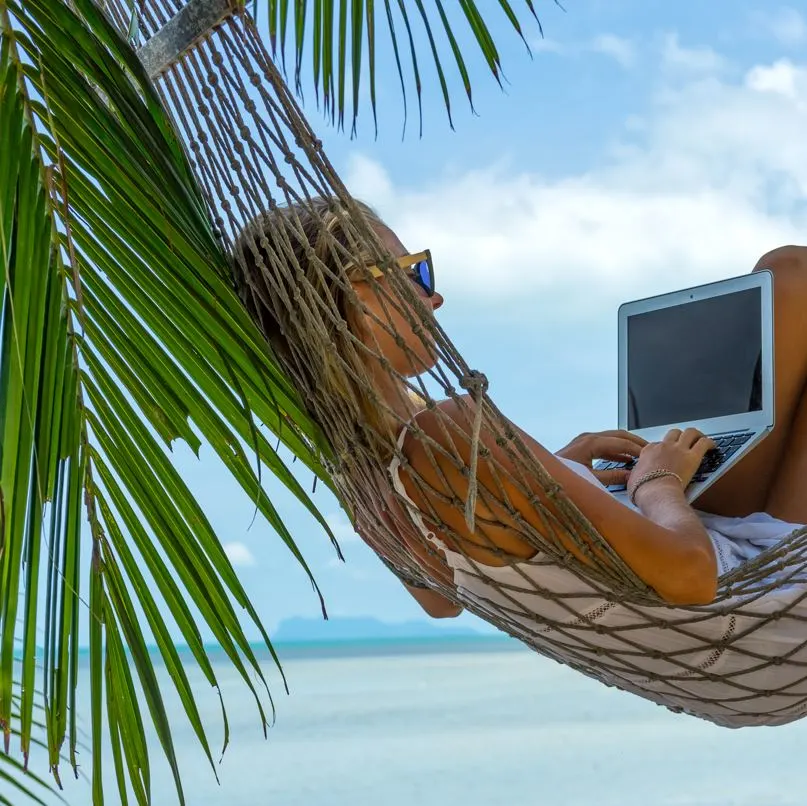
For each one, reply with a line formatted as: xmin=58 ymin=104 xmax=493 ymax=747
xmin=232 ymin=196 xmax=443 ymax=452
xmin=348 ymin=218 xmax=444 ymax=378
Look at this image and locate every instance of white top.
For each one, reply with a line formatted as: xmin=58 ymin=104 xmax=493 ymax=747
xmin=388 ymin=428 xmax=807 ymax=728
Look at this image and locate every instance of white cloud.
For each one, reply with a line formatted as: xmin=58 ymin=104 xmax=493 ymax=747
xmin=346 ymin=42 xmax=807 ymax=315
xmin=746 ymin=59 xmax=800 ymax=98
xmin=589 ymin=34 xmax=635 ymax=68
xmin=325 ymin=511 xmax=361 ymax=544
xmin=753 ymin=7 xmax=807 ymax=46
xmin=223 ymin=541 xmax=256 ymax=567
xmin=532 ymin=36 xmax=565 ymax=54
xmin=326 ymin=556 xmax=371 ymax=580
xmin=530 ymin=33 xmax=636 ymax=69
xmin=660 ymin=33 xmax=727 ymax=75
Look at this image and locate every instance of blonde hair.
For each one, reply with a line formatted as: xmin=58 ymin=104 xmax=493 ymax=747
xmin=232 ymin=196 xmax=402 ymax=459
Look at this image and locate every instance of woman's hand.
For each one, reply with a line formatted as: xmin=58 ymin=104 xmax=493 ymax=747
xmin=628 ymin=428 xmax=716 ymax=503
xmin=556 ymin=430 xmax=647 ymax=485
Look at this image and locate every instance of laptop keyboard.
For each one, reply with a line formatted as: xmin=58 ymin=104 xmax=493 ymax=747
xmin=593 ymin=431 xmax=754 ymax=493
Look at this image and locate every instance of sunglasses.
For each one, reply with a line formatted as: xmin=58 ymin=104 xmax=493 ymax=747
xmin=366 ymin=250 xmax=436 ymax=297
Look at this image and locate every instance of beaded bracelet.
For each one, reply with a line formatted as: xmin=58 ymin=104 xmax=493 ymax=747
xmin=628 ymin=469 xmax=684 ymax=506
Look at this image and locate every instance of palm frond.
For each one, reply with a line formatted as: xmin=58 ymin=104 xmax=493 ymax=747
xmin=265 ymin=0 xmax=555 ymax=135
xmin=0 ymin=751 xmax=66 ymax=806
xmin=1 ymin=1 xmax=342 ymax=802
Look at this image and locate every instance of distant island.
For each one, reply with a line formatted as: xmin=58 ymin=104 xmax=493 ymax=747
xmin=272 ymin=616 xmax=498 ymax=644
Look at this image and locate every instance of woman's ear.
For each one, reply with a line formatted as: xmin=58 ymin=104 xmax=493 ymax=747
xmin=342 ymin=288 xmax=372 ymax=346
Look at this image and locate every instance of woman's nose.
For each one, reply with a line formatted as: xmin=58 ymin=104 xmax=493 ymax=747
xmin=431 ymin=291 xmax=444 ymax=310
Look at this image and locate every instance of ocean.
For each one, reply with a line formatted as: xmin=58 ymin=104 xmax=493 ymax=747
xmin=16 ymin=638 xmax=807 ymax=805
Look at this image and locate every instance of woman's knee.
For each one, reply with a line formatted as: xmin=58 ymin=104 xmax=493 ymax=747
xmin=753 ymin=245 xmax=807 ymax=276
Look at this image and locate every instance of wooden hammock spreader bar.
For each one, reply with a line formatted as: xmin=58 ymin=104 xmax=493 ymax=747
xmin=137 ymin=0 xmax=238 ymax=79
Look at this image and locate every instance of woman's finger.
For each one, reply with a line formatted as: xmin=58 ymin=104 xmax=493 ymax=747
xmin=692 ymin=435 xmax=717 ymax=457
xmin=597 ymin=430 xmax=648 ymax=447
xmin=681 ymin=427 xmax=707 ymax=448
xmin=663 ymin=428 xmax=682 ymax=443
xmin=593 ymin=468 xmax=631 ymax=486
xmin=594 ymin=437 xmax=645 ymax=459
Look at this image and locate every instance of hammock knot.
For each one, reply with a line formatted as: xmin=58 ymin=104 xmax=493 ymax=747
xmin=459 ymin=369 xmax=489 ymax=397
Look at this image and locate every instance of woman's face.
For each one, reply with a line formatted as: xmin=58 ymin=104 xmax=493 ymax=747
xmin=351 ymin=224 xmax=444 ymax=378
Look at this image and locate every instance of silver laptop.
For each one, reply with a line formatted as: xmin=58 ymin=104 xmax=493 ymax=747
xmin=594 ymin=271 xmax=774 ymax=502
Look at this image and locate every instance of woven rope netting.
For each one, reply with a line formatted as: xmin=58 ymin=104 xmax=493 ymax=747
xmin=108 ymin=0 xmax=807 ymax=727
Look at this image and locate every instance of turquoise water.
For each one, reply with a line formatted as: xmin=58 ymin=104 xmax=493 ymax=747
xmin=17 ymin=639 xmax=807 ymax=805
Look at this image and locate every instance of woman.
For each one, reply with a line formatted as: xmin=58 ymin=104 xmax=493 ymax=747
xmin=236 ymin=198 xmax=807 ymax=727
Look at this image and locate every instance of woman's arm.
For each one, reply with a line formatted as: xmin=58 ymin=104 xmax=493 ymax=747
xmin=399 ymin=579 xmax=464 ymax=619
xmin=356 ymin=508 xmax=465 ymax=619
xmin=401 ymin=397 xmax=718 ymax=606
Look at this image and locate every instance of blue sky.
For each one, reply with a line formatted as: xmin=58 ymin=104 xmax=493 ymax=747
xmin=136 ymin=1 xmax=807 ymax=640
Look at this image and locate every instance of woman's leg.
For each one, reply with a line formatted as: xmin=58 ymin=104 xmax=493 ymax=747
xmin=695 ymin=245 xmax=807 ymax=518
xmin=765 ymin=387 xmax=807 ymax=523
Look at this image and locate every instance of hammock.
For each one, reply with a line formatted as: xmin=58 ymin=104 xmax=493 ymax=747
xmin=123 ymin=0 xmax=807 ymax=728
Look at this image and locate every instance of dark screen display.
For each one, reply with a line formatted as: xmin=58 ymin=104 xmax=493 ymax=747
xmin=627 ymin=288 xmax=763 ymax=429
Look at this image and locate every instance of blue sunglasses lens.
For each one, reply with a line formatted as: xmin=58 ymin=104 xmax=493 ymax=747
xmin=414 ymin=260 xmax=434 ymax=295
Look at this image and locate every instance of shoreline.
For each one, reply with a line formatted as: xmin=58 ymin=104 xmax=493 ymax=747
xmin=62 ymin=633 xmax=524 ymax=664
xmin=269 ymin=633 xmax=522 ymax=660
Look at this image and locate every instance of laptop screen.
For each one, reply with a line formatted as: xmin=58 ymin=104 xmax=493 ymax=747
xmin=627 ymin=288 xmax=763 ymax=430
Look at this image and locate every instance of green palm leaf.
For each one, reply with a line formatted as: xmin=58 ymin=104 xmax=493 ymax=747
xmin=265 ymin=0 xmax=552 ymax=135
xmin=2 ymin=0 xmax=561 ymax=803
xmin=1 ymin=1 xmax=342 ymax=802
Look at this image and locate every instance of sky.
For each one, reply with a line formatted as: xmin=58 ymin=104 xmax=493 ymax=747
xmin=104 ymin=1 xmax=807 ymax=641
